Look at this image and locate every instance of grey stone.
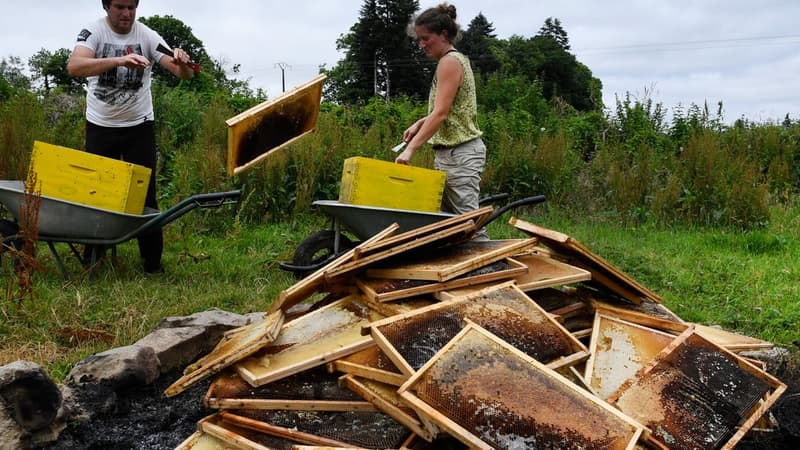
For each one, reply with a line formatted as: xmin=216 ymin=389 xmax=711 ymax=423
xmin=0 ymin=401 xmax=26 ymax=450
xmin=0 ymin=361 xmax=61 ymax=432
xmin=134 ymin=326 xmax=208 ymax=375
xmin=65 ymin=345 xmax=160 ymax=389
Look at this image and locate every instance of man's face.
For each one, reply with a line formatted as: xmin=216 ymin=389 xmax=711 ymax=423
xmin=106 ymin=0 xmax=138 ymax=34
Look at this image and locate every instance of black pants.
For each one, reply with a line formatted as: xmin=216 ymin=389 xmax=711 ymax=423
xmin=85 ymin=120 xmax=163 ymax=268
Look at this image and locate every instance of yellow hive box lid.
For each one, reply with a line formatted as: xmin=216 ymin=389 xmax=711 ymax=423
xmin=28 ymin=140 xmax=152 ymax=214
xmin=339 ymin=156 xmax=446 ymax=212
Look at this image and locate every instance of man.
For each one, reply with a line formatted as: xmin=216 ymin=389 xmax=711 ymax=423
xmin=67 ymin=0 xmax=194 ymax=274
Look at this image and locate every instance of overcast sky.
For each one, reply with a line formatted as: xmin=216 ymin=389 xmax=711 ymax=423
xmin=3 ymin=0 xmax=799 ymax=124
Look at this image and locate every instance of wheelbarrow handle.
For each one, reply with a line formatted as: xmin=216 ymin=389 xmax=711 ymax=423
xmin=477 ymin=195 xmax=546 ymax=229
xmin=478 ymin=192 xmax=510 ymax=206
xmin=189 ymin=190 xmax=242 ymax=208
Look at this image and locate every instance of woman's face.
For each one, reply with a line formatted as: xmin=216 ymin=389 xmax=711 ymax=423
xmin=415 ymin=26 xmax=450 ymax=59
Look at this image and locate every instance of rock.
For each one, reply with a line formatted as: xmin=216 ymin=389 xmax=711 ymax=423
xmin=156 ymin=308 xmax=263 ymax=342
xmin=58 ymin=382 xmax=117 ymax=424
xmin=134 ymin=326 xmax=208 ymax=375
xmin=65 ymin=345 xmax=160 ymax=389
xmin=0 ymin=403 xmax=26 ymax=450
xmin=0 ymin=361 xmax=62 ymax=432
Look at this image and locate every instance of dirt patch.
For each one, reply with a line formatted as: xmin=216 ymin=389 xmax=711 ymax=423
xmin=36 ymin=371 xmax=211 ymax=450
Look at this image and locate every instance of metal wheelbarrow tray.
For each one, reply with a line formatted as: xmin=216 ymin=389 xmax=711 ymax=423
xmin=0 ymin=179 xmax=240 ymax=276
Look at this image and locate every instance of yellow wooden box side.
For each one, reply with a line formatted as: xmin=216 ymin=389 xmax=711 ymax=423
xmin=338 ymin=156 xmax=445 ymax=212
xmin=28 ymin=141 xmax=152 ymax=214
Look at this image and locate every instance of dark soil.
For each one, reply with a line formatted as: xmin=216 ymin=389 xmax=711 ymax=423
xmin=34 ymin=353 xmax=800 ymax=450
xmin=37 ymin=371 xmax=211 ymax=450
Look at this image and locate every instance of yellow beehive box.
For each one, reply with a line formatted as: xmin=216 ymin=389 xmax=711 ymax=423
xmin=339 ymin=156 xmax=446 ymax=212
xmin=28 ymin=140 xmax=152 ymax=214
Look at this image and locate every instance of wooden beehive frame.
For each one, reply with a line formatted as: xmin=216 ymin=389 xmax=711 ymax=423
xmin=204 ymin=368 xmax=376 ymax=412
xmin=358 ymin=294 xmax=436 ymax=318
xmin=510 ymin=217 xmax=662 ymax=304
xmin=218 ymin=410 xmax=355 ymax=448
xmin=593 ymin=301 xmax=775 ymax=352
xmin=434 ymin=252 xmax=592 ymax=301
xmin=226 ymin=74 xmax=326 ymax=176
xmin=236 ymin=296 xmax=384 ymax=387
xmin=510 ymin=251 xmax=592 ymax=290
xmin=357 ymin=257 xmax=527 ymax=303
xmin=584 ymin=314 xmax=677 ymax=400
xmin=197 ymin=413 xmax=282 ymax=450
xmin=165 ymin=310 xmax=285 ymax=397
xmin=323 ymin=221 xmax=477 ymax=281
xmin=607 ymin=326 xmax=787 ymax=450
xmin=327 ymin=343 xmax=406 ymax=387
xmin=340 ymin=374 xmax=434 ymax=441
xmin=269 ymin=223 xmax=399 ymax=314
xmin=364 ymin=239 xmax=537 ymax=282
xmin=397 ymin=321 xmax=644 ymax=450
xmin=367 ymin=281 xmax=589 ymax=377
xmin=352 ymin=206 xmax=493 ymax=258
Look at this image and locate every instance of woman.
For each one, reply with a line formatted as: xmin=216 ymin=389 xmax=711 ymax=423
xmin=395 ymin=3 xmax=486 ymax=236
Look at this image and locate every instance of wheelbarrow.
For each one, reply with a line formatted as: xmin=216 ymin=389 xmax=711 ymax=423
xmin=0 ymin=180 xmax=241 ymax=278
xmin=279 ymin=193 xmax=546 ymax=278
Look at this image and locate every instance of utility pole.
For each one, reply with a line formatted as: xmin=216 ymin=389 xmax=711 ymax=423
xmin=275 ymin=62 xmax=291 ymax=92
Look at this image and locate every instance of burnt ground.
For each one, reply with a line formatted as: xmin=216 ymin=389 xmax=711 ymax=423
xmin=35 ymin=353 xmax=800 ymax=450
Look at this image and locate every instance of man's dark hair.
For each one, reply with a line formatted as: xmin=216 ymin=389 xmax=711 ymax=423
xmin=102 ymin=0 xmax=140 ymax=10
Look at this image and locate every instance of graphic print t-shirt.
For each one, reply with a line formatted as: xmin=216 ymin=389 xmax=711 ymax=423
xmin=74 ymin=18 xmax=166 ymax=127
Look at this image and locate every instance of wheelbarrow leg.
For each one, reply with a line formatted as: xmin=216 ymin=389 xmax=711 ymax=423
xmin=47 ymin=241 xmax=69 ymax=280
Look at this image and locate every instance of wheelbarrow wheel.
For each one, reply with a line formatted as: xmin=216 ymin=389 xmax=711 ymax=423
xmin=290 ymin=230 xmax=355 ymax=279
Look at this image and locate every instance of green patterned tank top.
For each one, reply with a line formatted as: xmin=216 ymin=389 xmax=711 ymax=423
xmin=428 ymin=50 xmax=482 ymax=147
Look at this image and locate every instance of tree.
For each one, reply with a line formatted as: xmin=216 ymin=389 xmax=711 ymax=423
xmin=537 ymin=17 xmax=570 ymax=50
xmin=0 ymin=56 xmax=30 ymax=99
xmin=28 ymin=48 xmax=83 ymax=94
xmin=324 ymin=0 xmax=430 ymax=104
xmin=459 ymin=13 xmax=500 ymax=76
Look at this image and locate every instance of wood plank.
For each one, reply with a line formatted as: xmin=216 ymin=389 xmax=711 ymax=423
xmin=237 ymin=296 xmax=384 ymax=387
xmin=226 ymin=74 xmax=325 ymax=176
xmin=268 ymin=223 xmax=398 ymax=315
xmin=510 ymin=217 xmax=662 ymax=304
xmin=365 ymin=239 xmax=537 ymax=282
xmin=357 ymin=257 xmax=527 ymax=303
xmin=397 ymin=322 xmax=644 ymax=450
xmin=164 ymin=311 xmax=285 ymax=397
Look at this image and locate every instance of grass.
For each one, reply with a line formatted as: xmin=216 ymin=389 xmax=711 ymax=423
xmin=3 ymin=203 xmax=800 ymax=381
